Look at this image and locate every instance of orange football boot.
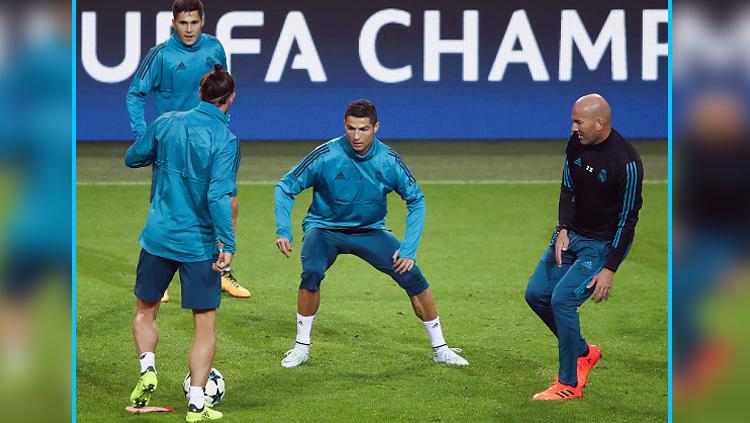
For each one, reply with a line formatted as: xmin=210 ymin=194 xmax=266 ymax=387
xmin=532 ymin=376 xmax=583 ymax=401
xmin=577 ymin=344 xmax=602 ymax=387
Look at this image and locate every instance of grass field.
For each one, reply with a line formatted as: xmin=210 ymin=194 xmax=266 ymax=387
xmin=76 ymin=141 xmax=668 ymax=422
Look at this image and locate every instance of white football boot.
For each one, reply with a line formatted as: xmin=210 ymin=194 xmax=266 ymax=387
xmin=281 ymin=343 xmax=310 ymax=368
xmin=433 ymin=346 xmax=469 ymax=366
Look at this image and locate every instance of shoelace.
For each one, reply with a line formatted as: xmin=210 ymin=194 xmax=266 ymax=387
xmin=223 ymin=271 xmax=241 ymax=288
xmin=436 ymin=347 xmax=465 ymax=363
xmin=436 ymin=347 xmax=463 ymax=356
xmin=548 ymin=375 xmax=560 ymax=388
xmin=284 ymin=347 xmax=306 ymax=357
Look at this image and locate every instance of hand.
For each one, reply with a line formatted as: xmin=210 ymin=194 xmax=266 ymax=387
xmin=276 ymin=237 xmax=292 ymax=258
xmin=587 ymin=268 xmax=614 ymax=303
xmin=212 ymin=251 xmax=233 ymax=272
xmin=555 ymin=229 xmax=569 ymax=267
xmin=392 ymin=250 xmax=415 ymax=274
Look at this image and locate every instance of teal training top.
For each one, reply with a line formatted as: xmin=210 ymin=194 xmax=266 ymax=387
xmin=125 ymin=101 xmax=240 ymax=262
xmin=274 ymin=136 xmax=426 ymax=260
xmin=126 ymin=32 xmax=227 ymax=139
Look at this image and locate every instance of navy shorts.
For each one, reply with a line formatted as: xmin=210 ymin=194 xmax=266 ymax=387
xmin=2 ymin=252 xmax=71 ymax=300
xmin=133 ymin=249 xmax=220 ymax=310
xmin=299 ymin=228 xmax=429 ymax=297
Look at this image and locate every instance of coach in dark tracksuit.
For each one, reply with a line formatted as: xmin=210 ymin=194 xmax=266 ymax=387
xmin=525 ymin=94 xmax=644 ymax=400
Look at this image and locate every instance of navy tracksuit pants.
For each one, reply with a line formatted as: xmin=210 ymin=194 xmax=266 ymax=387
xmin=525 ymin=230 xmax=612 ymax=386
xmin=299 ymin=228 xmax=429 ymax=297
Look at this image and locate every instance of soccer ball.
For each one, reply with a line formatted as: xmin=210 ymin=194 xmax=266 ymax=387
xmin=183 ymin=368 xmax=226 ymax=407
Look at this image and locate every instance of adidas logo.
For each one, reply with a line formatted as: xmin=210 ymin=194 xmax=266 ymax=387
xmin=335 ymin=172 xmax=345 ymax=180
xmin=177 ymin=62 xmax=187 ymax=71
xmin=432 ymin=322 xmax=439 ymax=328
xmin=574 ymin=157 xmax=582 ymax=167
xmin=298 ymin=321 xmax=304 ymax=326
xmin=582 ymin=261 xmax=592 ymax=270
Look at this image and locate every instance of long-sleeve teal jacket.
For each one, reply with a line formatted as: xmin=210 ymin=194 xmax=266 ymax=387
xmin=126 ymin=32 xmax=227 ymax=139
xmin=126 ymin=101 xmax=240 ymax=262
xmin=275 ymin=136 xmax=426 ymax=260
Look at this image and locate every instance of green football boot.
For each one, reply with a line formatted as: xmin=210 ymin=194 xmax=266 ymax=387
xmin=186 ymin=404 xmax=223 ymax=421
xmin=129 ymin=366 xmax=158 ymax=408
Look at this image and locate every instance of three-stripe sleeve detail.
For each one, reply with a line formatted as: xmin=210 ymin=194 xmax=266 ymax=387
xmin=135 ymin=43 xmax=166 ymax=80
xmin=562 ymin=160 xmax=574 ymax=189
xmin=613 ymin=161 xmax=638 ymax=248
xmin=388 ymin=151 xmax=416 ymax=184
xmin=293 ymin=146 xmax=330 ymax=178
xmin=232 ymin=140 xmax=241 ymax=173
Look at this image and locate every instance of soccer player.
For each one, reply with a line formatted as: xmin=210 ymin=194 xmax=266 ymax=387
xmin=126 ymin=65 xmax=239 ymax=421
xmin=274 ymin=99 xmax=469 ymax=368
xmin=524 ymin=94 xmax=644 ymax=400
xmin=126 ymin=0 xmax=251 ymax=301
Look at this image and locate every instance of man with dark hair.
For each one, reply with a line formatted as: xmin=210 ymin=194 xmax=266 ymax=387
xmin=173 ymin=0 xmax=205 ymax=18
xmin=125 ymin=65 xmax=239 ymax=422
xmin=126 ymin=0 xmax=252 ymax=301
xmin=274 ymin=99 xmax=469 ymax=368
xmin=525 ymin=94 xmax=643 ymax=400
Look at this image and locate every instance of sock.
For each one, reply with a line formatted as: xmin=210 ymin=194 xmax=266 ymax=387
xmin=295 ymin=313 xmax=315 ymax=345
xmin=223 ymin=267 xmax=231 ymax=273
xmin=138 ymin=352 xmax=155 ymax=373
xmin=188 ymin=386 xmax=205 ymax=410
xmin=579 ymin=346 xmax=590 ymax=358
xmin=422 ymin=317 xmax=447 ymax=349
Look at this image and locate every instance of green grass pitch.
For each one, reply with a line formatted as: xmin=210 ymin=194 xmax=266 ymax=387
xmin=76 ymin=141 xmax=667 ymax=422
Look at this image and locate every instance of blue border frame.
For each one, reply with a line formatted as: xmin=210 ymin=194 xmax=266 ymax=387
xmin=667 ymin=0 xmax=673 ymax=421
xmin=68 ymin=2 xmax=672 ymax=421
xmin=72 ymin=0 xmax=78 ymax=421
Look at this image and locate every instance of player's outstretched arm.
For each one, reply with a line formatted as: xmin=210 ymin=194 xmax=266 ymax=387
xmin=558 ymin=158 xmax=575 ymax=231
xmin=391 ymin=152 xmax=425 ymax=261
xmin=124 ymin=120 xmax=158 ymax=168
xmin=554 ymin=228 xmax=569 ymax=267
xmin=208 ymin=140 xmax=240 ymax=255
xmin=212 ymin=251 xmax=233 ymax=273
xmin=230 ymin=196 xmax=239 ymax=232
xmin=126 ymin=44 xmax=164 ymax=139
xmin=275 ymin=237 xmax=292 ymax=258
xmin=274 ymin=146 xmax=326 ymax=245
xmin=392 ymin=250 xmax=415 ymax=274
xmin=587 ymin=268 xmax=615 ymax=303
xmin=605 ymin=160 xmax=644 ymax=272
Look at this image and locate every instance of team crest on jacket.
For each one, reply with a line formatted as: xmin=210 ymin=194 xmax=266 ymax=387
xmin=598 ymin=168 xmax=607 ymax=183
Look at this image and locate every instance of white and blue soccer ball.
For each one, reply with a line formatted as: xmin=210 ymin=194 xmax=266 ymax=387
xmin=183 ymin=367 xmax=226 ymax=407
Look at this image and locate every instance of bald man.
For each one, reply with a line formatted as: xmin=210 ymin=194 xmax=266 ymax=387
xmin=525 ymin=94 xmax=644 ymax=400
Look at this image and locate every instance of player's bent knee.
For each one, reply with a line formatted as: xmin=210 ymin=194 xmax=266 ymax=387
xmin=525 ymin=284 xmax=546 ymax=307
xmin=405 ymin=283 xmax=429 ymax=297
xmin=524 ymin=289 xmax=537 ymax=308
xmin=300 ymin=268 xmax=325 ymax=291
xmin=397 ymin=271 xmax=429 ymax=297
xmin=550 ymin=293 xmax=575 ymax=311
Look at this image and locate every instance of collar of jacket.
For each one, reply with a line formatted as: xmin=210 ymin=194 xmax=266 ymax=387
xmin=339 ymin=136 xmax=380 ymax=162
xmin=196 ymin=101 xmax=230 ymax=126
xmin=170 ymin=32 xmax=206 ymax=52
xmin=587 ymin=128 xmax=617 ymax=151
